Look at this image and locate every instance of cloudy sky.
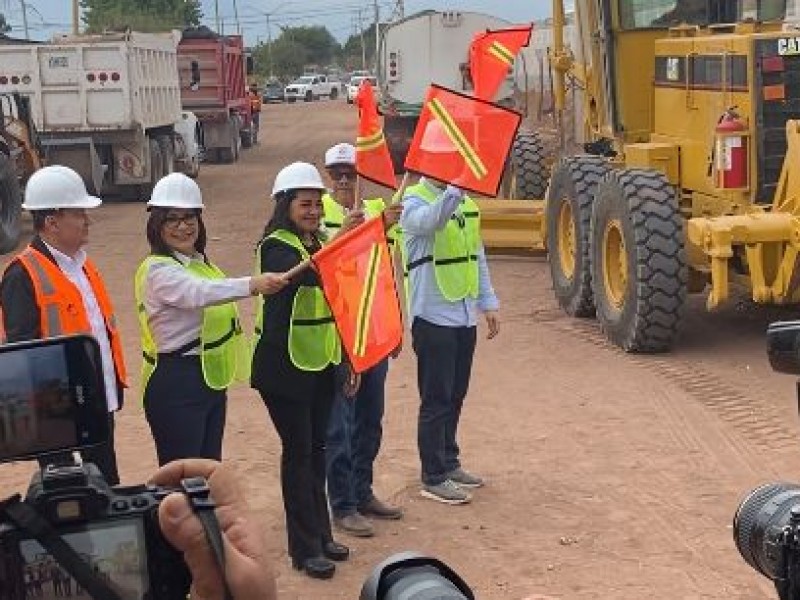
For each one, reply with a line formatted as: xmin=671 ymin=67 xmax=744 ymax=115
xmin=2 ymin=1 xmax=556 ymax=44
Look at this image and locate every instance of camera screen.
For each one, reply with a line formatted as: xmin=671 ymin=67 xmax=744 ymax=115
xmin=0 ymin=341 xmax=96 ymax=462
xmin=17 ymin=520 xmax=149 ymax=600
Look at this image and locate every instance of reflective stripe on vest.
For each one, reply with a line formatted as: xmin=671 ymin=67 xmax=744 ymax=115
xmin=321 ymin=193 xmax=399 ymax=249
xmin=403 ymin=183 xmax=480 ymax=302
xmin=134 ymin=255 xmax=249 ymax=394
xmin=8 ymin=247 xmax=128 ymax=385
xmin=253 ymin=229 xmax=341 ymax=371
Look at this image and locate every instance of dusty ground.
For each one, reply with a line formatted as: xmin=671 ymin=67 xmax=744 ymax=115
xmin=2 ymin=99 xmax=799 ymax=600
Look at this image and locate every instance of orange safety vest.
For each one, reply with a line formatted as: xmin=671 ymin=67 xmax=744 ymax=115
xmin=1 ymin=247 xmax=128 ymax=386
xmin=249 ymin=91 xmax=262 ymax=113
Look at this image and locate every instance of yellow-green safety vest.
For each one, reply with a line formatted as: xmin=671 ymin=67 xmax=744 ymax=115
xmin=403 ymin=182 xmax=481 ymax=302
xmin=253 ymin=229 xmax=341 ymax=371
xmin=134 ymin=255 xmax=249 ymax=395
xmin=321 ymin=193 xmax=400 ymax=250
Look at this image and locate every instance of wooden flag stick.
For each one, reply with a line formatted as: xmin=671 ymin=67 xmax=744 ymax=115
xmin=284 ymin=258 xmax=313 ymax=279
xmin=391 ymin=172 xmax=410 ymax=204
xmin=354 ymin=175 xmax=364 ymax=211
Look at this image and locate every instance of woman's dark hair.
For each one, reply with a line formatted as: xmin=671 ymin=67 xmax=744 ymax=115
xmin=146 ymin=207 xmax=207 ymax=257
xmin=259 ymin=189 xmax=301 ymax=244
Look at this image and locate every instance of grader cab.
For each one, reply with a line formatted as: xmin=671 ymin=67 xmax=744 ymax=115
xmin=534 ymin=0 xmax=800 ymax=352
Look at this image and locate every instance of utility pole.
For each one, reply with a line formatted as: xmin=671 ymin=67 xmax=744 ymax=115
xmin=396 ymin=0 xmax=404 ymax=19
xmin=71 ymin=0 xmax=80 ymax=35
xmin=232 ymin=0 xmax=241 ymax=34
xmin=358 ymin=9 xmax=366 ymax=71
xmin=265 ymin=14 xmax=273 ymax=77
xmin=373 ymin=0 xmax=380 ymax=73
xmin=214 ymin=0 xmax=221 ymax=33
xmin=19 ymin=0 xmax=29 ymax=39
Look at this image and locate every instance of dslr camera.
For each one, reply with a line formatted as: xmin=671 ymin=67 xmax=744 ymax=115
xmin=0 ymin=335 xmax=191 ymax=600
xmin=734 ymin=321 xmax=800 ymax=600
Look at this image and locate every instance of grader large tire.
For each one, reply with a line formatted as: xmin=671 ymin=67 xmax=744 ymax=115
xmin=590 ymin=168 xmax=687 ymax=352
xmin=510 ymin=131 xmax=548 ymax=199
xmin=546 ymin=156 xmax=611 ymax=317
xmin=0 ymin=154 xmax=21 ymax=254
xmin=156 ymin=135 xmax=175 ymax=175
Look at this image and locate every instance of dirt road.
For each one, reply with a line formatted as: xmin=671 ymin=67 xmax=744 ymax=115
xmin=2 ymin=99 xmax=798 ymax=600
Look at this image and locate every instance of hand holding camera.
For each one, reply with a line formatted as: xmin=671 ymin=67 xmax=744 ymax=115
xmin=152 ymin=459 xmax=276 ymax=600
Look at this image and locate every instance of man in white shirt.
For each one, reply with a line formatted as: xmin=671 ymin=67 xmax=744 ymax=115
xmin=0 ymin=166 xmax=127 ymax=484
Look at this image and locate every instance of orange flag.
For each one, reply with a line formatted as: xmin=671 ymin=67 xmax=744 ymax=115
xmin=404 ymin=84 xmax=521 ymax=197
xmin=312 ymin=217 xmax=402 ymax=373
xmin=355 ymin=81 xmax=397 ymax=189
xmin=469 ymin=25 xmax=533 ymax=101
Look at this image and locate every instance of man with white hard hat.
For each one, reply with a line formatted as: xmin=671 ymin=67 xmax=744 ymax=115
xmin=0 ymin=165 xmax=127 ymax=484
xmin=320 ymin=143 xmax=404 ymax=538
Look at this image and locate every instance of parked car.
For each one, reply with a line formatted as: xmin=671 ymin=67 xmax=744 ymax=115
xmin=284 ymin=74 xmax=337 ymax=102
xmin=347 ymin=75 xmax=377 ymax=104
xmin=262 ymin=80 xmax=284 ymax=103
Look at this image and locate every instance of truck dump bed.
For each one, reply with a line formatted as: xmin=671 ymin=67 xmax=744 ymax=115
xmin=0 ymin=31 xmax=182 ymax=132
xmin=177 ymin=30 xmax=248 ymax=115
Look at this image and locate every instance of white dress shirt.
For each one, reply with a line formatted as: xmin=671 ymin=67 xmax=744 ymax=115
xmin=44 ymin=242 xmax=120 ymax=412
xmin=143 ymin=252 xmax=251 ymax=355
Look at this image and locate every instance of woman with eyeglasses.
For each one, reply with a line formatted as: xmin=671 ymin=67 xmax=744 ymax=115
xmin=135 ymin=173 xmax=288 ymax=466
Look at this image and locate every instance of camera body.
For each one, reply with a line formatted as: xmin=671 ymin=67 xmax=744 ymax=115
xmin=0 ymin=462 xmax=190 ymax=599
xmin=0 ymin=335 xmax=191 ymax=599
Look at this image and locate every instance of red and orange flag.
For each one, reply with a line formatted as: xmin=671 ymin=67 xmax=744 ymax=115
xmin=355 ymin=81 xmax=397 ymax=189
xmin=469 ymin=25 xmax=533 ymax=101
xmin=312 ymin=217 xmax=402 ymax=373
xmin=404 ymin=84 xmax=521 ymax=197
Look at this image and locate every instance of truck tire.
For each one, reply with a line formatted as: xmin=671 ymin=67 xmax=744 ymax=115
xmin=305 ymin=91 xmax=313 ymax=102
xmin=511 ymin=132 xmax=548 ymax=199
xmin=241 ymin=124 xmax=254 ymax=149
xmin=590 ymin=168 xmax=687 ymax=352
xmin=156 ymin=135 xmax=175 ymax=175
xmin=0 ymin=154 xmax=22 ymax=254
xmin=218 ymin=119 xmax=240 ymax=163
xmin=546 ymin=156 xmax=611 ymax=317
xmin=330 ymin=88 xmax=338 ymax=100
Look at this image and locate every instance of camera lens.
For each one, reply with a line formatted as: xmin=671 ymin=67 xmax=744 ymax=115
xmin=733 ymin=482 xmax=800 ymax=579
xmin=380 ymin=566 xmax=469 ymax=600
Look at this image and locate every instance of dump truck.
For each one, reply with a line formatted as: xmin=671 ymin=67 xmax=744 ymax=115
xmin=0 ymin=30 xmax=201 ymax=199
xmin=0 ymin=92 xmax=42 ymax=253
xmin=177 ymin=28 xmax=254 ymax=163
xmin=534 ymin=0 xmax=800 ymax=352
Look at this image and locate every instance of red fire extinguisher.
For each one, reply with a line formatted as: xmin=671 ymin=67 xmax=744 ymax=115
xmin=715 ymin=109 xmax=749 ymax=189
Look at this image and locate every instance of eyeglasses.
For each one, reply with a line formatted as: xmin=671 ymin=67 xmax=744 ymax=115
xmin=164 ymin=213 xmax=199 ymax=227
xmin=330 ymin=170 xmax=357 ymax=182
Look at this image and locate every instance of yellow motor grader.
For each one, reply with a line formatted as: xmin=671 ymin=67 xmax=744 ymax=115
xmin=517 ymin=0 xmax=800 ymax=352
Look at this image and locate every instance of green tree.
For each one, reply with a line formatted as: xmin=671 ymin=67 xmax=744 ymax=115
xmin=252 ymin=26 xmax=341 ymax=81
xmin=81 ymin=0 xmax=202 ymax=33
xmin=341 ymin=23 xmax=377 ymax=70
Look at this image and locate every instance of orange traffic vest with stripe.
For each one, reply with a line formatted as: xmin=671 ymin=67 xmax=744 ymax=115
xmin=1 ymin=247 xmax=128 ymax=386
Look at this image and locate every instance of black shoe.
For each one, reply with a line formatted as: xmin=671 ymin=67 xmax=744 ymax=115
xmin=323 ymin=540 xmax=350 ymax=562
xmin=291 ymin=556 xmax=335 ymax=579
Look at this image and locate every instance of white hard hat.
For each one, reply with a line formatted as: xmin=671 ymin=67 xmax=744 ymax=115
xmin=324 ymin=143 xmax=356 ymax=167
xmin=22 ymin=165 xmax=102 ymax=211
xmin=272 ymin=162 xmax=326 ymax=197
xmin=147 ymin=173 xmax=204 ymax=209
xmin=419 ymin=119 xmax=458 ymax=154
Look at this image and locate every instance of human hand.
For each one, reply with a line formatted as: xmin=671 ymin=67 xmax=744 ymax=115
xmin=341 ymin=208 xmax=366 ymax=234
xmin=151 ymin=459 xmax=276 ymax=600
xmin=250 ymin=272 xmax=289 ymax=296
xmin=383 ymin=202 xmax=403 ymax=228
xmin=484 ymin=310 xmax=499 ymax=339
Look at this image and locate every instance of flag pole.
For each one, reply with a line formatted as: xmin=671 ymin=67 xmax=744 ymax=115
xmin=284 ymin=258 xmax=313 ymax=279
xmin=391 ymin=172 xmax=410 ymax=204
xmin=355 ymin=175 xmax=364 ymax=211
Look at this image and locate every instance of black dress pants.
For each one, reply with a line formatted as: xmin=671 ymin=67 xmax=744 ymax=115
xmin=261 ymin=388 xmax=334 ymax=563
xmin=144 ymin=356 xmax=227 ymax=466
xmin=411 ymin=317 xmax=477 ymax=486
